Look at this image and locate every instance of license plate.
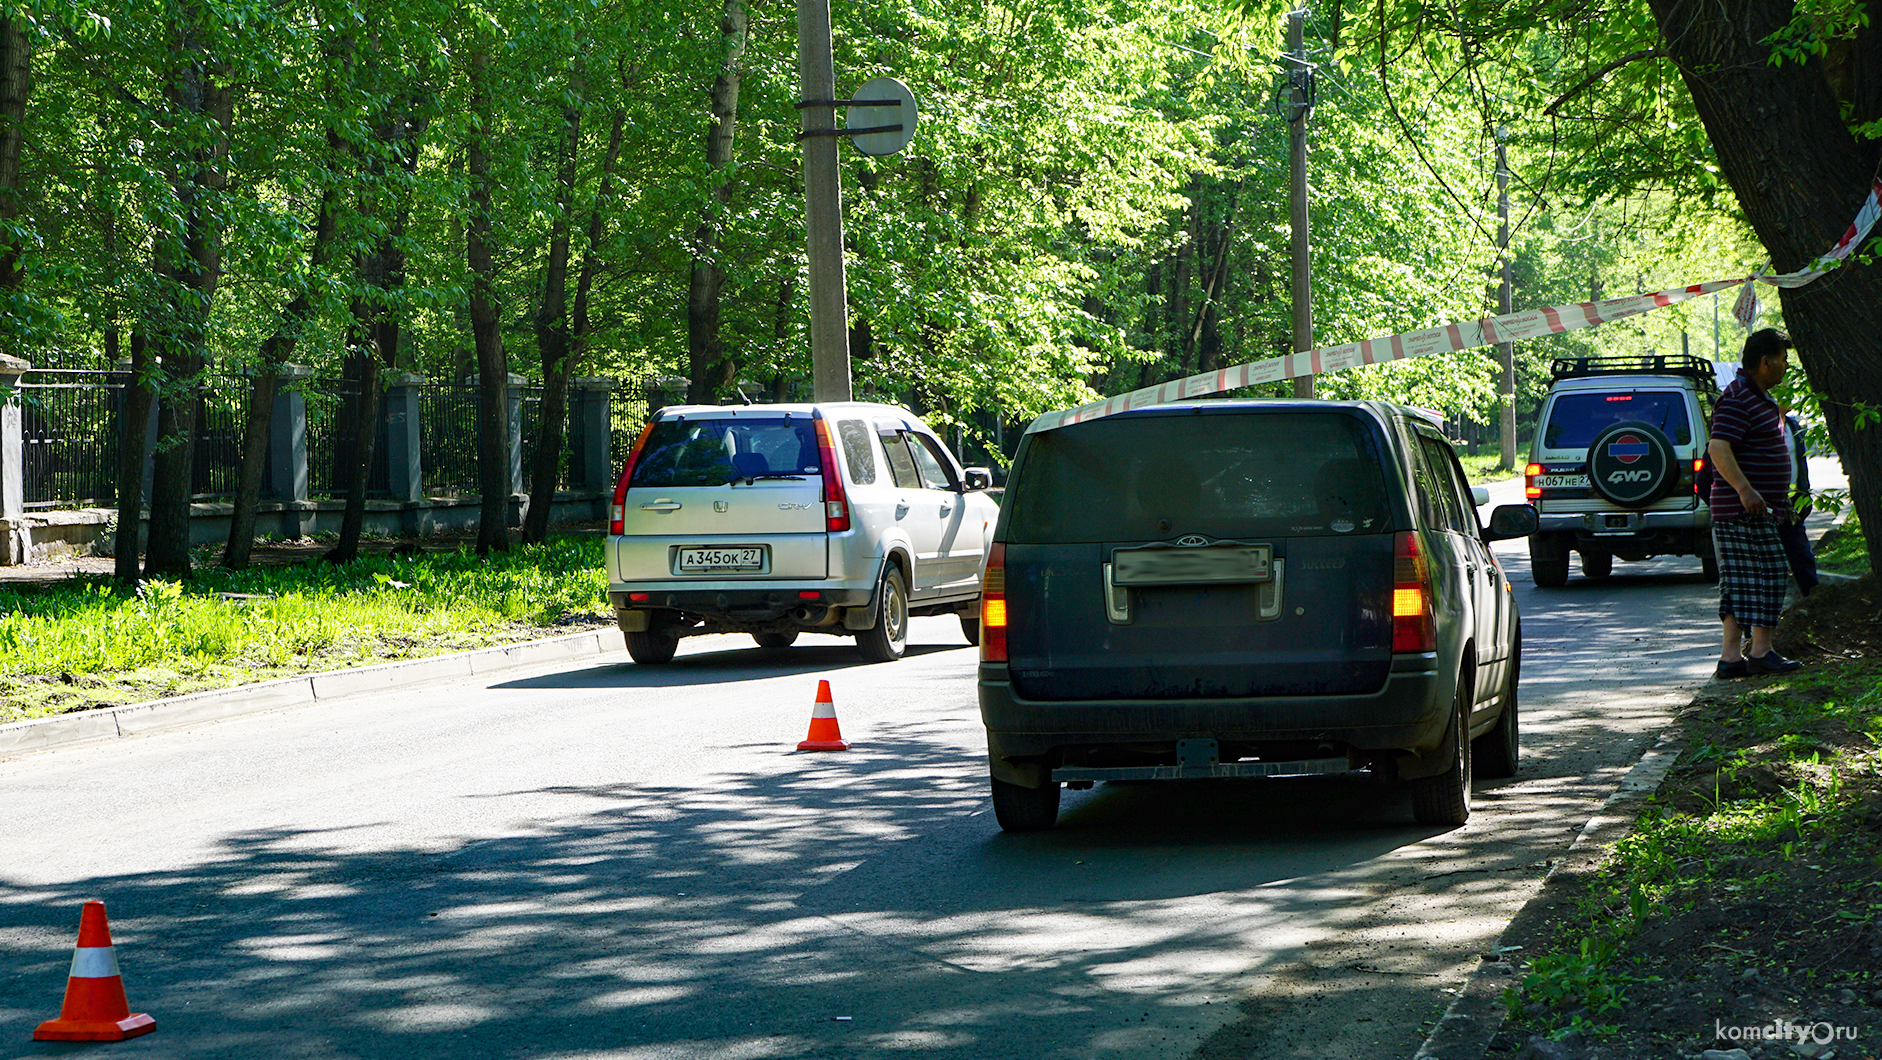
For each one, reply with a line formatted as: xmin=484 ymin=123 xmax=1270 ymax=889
xmin=1536 ymin=474 xmax=1588 ymax=489
xmin=1112 ymin=545 xmax=1272 ymax=586
xmin=677 ymin=546 xmax=765 ymax=572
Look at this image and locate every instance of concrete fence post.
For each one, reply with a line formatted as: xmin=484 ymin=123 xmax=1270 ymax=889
xmin=267 ymin=364 xmax=313 ymax=504
xmin=383 ymin=372 xmax=425 ymax=505
xmin=570 ymin=378 xmax=614 ymax=492
xmin=0 ymin=355 xmax=27 ymax=564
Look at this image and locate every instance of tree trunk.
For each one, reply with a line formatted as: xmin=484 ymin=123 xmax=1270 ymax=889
xmin=522 ymin=75 xmax=584 ymax=545
xmin=468 ymin=45 xmax=509 ymax=556
xmin=1645 ymin=0 xmax=1882 ymax=575
xmin=223 ymin=180 xmax=340 ymax=568
xmin=0 ymin=16 xmax=31 ymax=311
xmin=685 ymin=0 xmax=748 ymax=405
xmin=144 ymin=21 xmax=231 ymax=579
xmin=113 ymin=330 xmax=154 ymax=582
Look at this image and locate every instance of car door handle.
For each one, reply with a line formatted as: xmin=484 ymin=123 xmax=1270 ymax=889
xmin=639 ymin=501 xmax=682 ymax=512
xmin=940 ymin=504 xmax=954 ymax=516
xmin=895 ymin=502 xmax=909 ymax=517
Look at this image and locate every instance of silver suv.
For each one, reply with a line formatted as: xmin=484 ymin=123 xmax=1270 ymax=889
xmin=1525 ymin=355 xmax=1718 ymax=586
xmin=605 ymin=402 xmax=1001 ymax=663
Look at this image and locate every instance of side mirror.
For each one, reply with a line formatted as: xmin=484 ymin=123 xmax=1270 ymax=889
xmin=1484 ymin=503 xmax=1539 ymax=542
xmin=962 ymin=467 xmax=993 ymax=490
xmin=1470 ymin=486 xmax=1491 ymax=507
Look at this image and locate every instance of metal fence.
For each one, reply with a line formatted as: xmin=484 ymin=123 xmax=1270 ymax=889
xmin=18 ymin=370 xmax=124 ymax=509
xmin=418 ymin=383 xmax=480 ymax=496
xmin=305 ymin=378 xmax=392 ymax=500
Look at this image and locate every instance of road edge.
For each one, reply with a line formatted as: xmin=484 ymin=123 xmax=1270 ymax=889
xmin=0 ymin=628 xmax=618 ymax=761
xmin=1410 ymin=725 xmax=1688 ymax=1060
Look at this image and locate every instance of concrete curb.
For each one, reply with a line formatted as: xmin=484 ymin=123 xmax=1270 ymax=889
xmin=0 ymin=629 xmax=616 ymax=761
xmin=1411 ymin=728 xmax=1688 ymax=1060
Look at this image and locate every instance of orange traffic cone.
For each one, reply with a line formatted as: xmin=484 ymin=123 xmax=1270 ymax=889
xmin=34 ymin=901 xmax=156 ymax=1042
xmin=796 ymin=680 xmax=850 ymax=751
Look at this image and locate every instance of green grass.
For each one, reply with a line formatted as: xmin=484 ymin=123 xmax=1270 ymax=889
xmin=1816 ymin=511 xmax=1870 ymax=577
xmin=0 ymin=536 xmax=612 ymax=724
xmin=1456 ymin=451 xmax=1525 ymax=485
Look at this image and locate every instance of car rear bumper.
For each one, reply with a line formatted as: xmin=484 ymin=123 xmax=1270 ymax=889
xmin=609 ymin=586 xmax=874 ymax=621
xmin=977 ymin=653 xmax=1450 ymax=766
xmin=1535 ymin=507 xmax=1708 ymax=535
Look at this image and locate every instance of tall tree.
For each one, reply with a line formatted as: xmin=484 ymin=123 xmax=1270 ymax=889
xmin=466 ymin=39 xmax=509 ymax=555
xmin=684 ymin=0 xmax=748 ymax=404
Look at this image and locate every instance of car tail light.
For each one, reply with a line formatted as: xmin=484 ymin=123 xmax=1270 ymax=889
xmin=1393 ymin=531 xmax=1436 ymax=653
xmin=1692 ymin=457 xmax=1704 ymax=495
xmin=981 ymin=543 xmax=1007 ymax=663
xmin=813 ymin=414 xmax=851 ymax=533
xmin=609 ymin=421 xmax=658 ymax=535
xmin=1524 ymin=462 xmax=1543 ymax=501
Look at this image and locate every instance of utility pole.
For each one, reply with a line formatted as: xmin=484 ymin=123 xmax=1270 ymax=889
xmin=1495 ymin=127 xmax=1515 ymax=469
xmin=1286 ymin=8 xmax=1314 ymax=399
xmin=797 ymin=0 xmax=850 ymax=401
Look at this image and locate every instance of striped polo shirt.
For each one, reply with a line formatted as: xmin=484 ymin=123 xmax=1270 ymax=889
xmin=1708 ymin=376 xmax=1790 ymax=520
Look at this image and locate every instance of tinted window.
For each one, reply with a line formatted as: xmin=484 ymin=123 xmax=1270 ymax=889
xmin=629 ymin=417 xmax=818 ymax=488
xmin=838 ymin=419 xmax=877 ymax=485
xmin=1541 ymin=391 xmax=1692 ymax=448
xmin=1416 ymin=434 xmax=1475 ymax=533
xmin=1006 ymin=412 xmax=1391 ymax=543
xmin=908 ymin=434 xmax=957 ymax=490
xmin=880 ymin=431 xmax=922 ymax=489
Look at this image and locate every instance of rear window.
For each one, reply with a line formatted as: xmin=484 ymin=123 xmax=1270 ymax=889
xmin=1005 ymin=411 xmax=1391 ymax=543
xmin=1541 ymin=391 xmax=1692 ymax=448
xmin=628 ymin=417 xmax=819 ymax=488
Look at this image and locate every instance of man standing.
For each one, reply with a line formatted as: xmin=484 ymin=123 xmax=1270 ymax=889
xmin=1708 ymin=328 xmax=1804 ymax=677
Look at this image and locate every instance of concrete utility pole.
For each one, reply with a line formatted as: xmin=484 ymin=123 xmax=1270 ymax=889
xmin=1286 ymin=8 xmax=1314 ymax=400
xmin=1495 ymin=129 xmax=1515 ymax=468
xmin=797 ymin=0 xmax=851 ymax=402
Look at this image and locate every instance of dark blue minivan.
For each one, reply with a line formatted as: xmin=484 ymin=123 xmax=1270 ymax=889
xmin=976 ymin=400 xmax=1538 ymax=830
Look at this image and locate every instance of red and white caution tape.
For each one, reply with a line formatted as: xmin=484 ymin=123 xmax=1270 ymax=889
xmin=1034 ymin=178 xmax=1882 ymax=433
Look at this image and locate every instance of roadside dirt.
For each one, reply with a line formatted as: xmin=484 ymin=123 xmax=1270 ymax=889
xmin=1491 ymin=574 xmax=1882 ymax=1060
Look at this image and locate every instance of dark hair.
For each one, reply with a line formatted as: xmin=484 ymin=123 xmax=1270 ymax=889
xmin=1740 ymin=328 xmax=1792 ymax=370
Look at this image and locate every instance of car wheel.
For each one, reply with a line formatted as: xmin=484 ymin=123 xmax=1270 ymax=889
xmin=1412 ymin=677 xmax=1473 ymax=826
xmin=856 ymin=565 xmax=909 ymax=663
xmin=753 ymin=631 xmax=798 ymax=650
xmin=1529 ymin=534 xmax=1569 ymax=588
xmin=959 ymin=612 xmax=981 ymax=647
xmin=625 ymin=627 xmax=679 ymax=665
xmin=990 ymin=776 xmax=1061 ymax=832
xmin=1473 ymin=630 xmax=1520 ymax=780
xmin=1580 ymin=550 xmax=1613 ymax=579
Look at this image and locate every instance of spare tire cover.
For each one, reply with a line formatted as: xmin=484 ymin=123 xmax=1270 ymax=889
xmin=1587 ymin=421 xmax=1677 ymax=508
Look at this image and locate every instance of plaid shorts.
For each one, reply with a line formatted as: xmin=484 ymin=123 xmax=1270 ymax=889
xmin=1715 ymin=516 xmax=1789 ymax=628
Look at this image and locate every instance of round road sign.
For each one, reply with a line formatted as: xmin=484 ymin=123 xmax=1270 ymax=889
xmin=848 ymin=77 xmax=918 ymax=157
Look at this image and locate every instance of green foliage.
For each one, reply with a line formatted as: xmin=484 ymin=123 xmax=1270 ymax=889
xmin=0 ymin=537 xmax=610 ymax=722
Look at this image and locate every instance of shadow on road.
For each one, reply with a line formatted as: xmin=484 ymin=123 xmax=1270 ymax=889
xmin=497 ymin=639 xmax=966 ymax=690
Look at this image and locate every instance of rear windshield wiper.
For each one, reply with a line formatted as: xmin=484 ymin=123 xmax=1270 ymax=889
xmin=735 ymin=474 xmax=808 ymax=483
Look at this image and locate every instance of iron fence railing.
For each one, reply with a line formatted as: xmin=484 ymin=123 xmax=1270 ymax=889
xmin=305 ymin=378 xmax=392 ymax=500
xmin=418 ymin=383 xmax=480 ymax=496
xmin=18 ymin=370 xmax=125 ymax=510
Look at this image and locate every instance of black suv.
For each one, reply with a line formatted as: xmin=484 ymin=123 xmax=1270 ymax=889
xmin=976 ymin=400 xmax=1537 ymax=831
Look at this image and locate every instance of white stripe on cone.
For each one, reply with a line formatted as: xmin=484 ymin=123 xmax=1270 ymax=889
xmin=69 ymin=946 xmax=121 ymax=979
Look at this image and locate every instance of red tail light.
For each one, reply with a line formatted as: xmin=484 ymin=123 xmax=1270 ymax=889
xmin=1392 ymin=531 xmax=1436 ymax=653
xmin=1692 ymin=457 xmax=1704 ymax=495
xmin=1524 ymin=462 xmax=1543 ymax=501
xmin=609 ymin=421 xmax=658 ymax=535
xmin=981 ymin=542 xmax=1007 ymax=663
xmin=813 ymin=415 xmax=851 ymax=532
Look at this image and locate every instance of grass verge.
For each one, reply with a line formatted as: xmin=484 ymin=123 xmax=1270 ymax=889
xmin=1456 ymin=451 xmax=1524 ymax=485
xmin=1817 ymin=511 xmax=1870 ymax=579
xmin=1494 ymin=575 xmax=1882 ymax=1059
xmin=0 ymin=536 xmax=613 ymax=724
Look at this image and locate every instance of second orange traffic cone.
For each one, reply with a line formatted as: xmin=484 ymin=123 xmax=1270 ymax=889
xmin=796 ymin=680 xmax=850 ymax=751
xmin=34 ymin=900 xmax=156 ymax=1042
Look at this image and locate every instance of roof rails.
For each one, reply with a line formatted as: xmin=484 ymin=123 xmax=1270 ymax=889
xmin=1548 ymin=353 xmax=1718 ymax=392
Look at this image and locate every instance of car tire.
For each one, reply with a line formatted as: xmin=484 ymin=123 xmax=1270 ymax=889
xmin=856 ymin=565 xmax=909 ymax=663
xmin=1580 ymin=550 xmax=1613 ymax=579
xmin=1529 ymin=534 xmax=1570 ymax=588
xmin=1412 ymin=677 xmax=1473 ymax=826
xmin=753 ymin=631 xmax=798 ymax=650
xmin=960 ymin=612 xmax=981 ymax=647
xmin=991 ymin=776 xmax=1061 ymax=832
xmin=1473 ymin=630 xmax=1520 ymax=780
xmin=625 ymin=627 xmax=679 ymax=665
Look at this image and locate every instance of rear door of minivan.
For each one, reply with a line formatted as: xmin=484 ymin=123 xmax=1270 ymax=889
xmin=613 ymin=411 xmax=828 ymax=581
xmin=997 ymin=406 xmax=1400 ymax=701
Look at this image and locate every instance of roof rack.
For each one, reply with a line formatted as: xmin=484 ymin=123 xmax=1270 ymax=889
xmin=1548 ymin=353 xmax=1719 ymax=392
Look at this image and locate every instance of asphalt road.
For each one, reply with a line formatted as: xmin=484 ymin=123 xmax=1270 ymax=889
xmin=0 ymin=472 xmax=1836 ymax=1060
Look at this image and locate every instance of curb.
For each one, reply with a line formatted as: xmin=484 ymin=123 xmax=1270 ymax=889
xmin=1411 ymin=728 xmax=1688 ymax=1060
xmin=0 ymin=629 xmax=618 ymax=761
